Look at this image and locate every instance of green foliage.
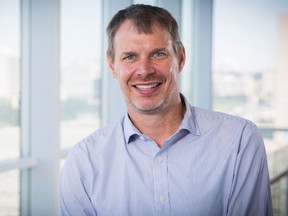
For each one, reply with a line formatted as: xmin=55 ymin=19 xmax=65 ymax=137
xmin=0 ymin=99 xmax=19 ymax=127
xmin=61 ymin=97 xmax=96 ymax=121
xmin=213 ymin=95 xmax=247 ymax=112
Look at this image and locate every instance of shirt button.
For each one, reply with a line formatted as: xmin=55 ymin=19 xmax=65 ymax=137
xmin=157 ymin=156 xmax=163 ymax=163
xmin=159 ymin=195 xmax=165 ymax=202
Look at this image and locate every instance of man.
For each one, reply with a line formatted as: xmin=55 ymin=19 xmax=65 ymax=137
xmin=59 ymin=4 xmax=273 ymax=216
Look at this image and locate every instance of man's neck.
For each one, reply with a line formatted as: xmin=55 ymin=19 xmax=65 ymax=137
xmin=128 ymin=98 xmax=186 ymax=148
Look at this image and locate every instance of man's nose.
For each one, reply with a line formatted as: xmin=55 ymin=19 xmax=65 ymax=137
xmin=136 ymin=58 xmax=155 ymax=76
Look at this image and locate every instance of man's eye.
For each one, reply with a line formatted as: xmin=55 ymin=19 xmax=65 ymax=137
xmin=124 ymin=55 xmax=135 ymax=61
xmin=153 ymin=51 xmax=166 ymax=58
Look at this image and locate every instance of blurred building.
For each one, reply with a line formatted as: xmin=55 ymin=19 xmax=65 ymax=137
xmin=275 ymin=14 xmax=288 ymax=129
xmin=0 ymin=45 xmax=19 ymax=108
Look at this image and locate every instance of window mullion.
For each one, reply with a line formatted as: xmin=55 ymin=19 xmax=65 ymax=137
xmin=20 ymin=0 xmax=60 ymax=215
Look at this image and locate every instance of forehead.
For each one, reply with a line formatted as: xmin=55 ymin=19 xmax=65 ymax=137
xmin=114 ymin=20 xmax=172 ymax=47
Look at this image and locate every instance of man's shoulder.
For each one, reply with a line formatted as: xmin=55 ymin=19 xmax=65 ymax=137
xmin=192 ymin=106 xmax=257 ymax=129
xmin=191 ymin=107 xmax=263 ymax=151
xmin=62 ymin=117 xmax=125 ymax=178
xmin=72 ymin=117 xmax=125 ymax=152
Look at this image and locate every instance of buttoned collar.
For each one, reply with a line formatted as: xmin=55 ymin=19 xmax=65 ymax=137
xmin=123 ymin=93 xmax=201 ymax=144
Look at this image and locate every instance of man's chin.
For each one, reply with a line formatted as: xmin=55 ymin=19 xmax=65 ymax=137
xmin=131 ymin=98 xmax=166 ymax=113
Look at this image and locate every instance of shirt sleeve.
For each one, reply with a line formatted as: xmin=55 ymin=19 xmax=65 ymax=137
xmin=59 ymin=143 xmax=97 ymax=216
xmin=226 ymin=123 xmax=273 ymax=216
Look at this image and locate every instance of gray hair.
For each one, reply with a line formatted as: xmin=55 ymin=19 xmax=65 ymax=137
xmin=106 ymin=4 xmax=184 ymax=60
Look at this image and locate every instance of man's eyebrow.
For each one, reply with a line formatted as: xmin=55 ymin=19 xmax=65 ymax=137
xmin=151 ymin=48 xmax=168 ymax=52
xmin=120 ymin=51 xmax=137 ymax=56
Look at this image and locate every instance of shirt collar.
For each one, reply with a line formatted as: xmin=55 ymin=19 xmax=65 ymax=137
xmin=123 ymin=93 xmax=201 ymax=144
xmin=178 ymin=94 xmax=201 ymax=136
xmin=123 ymin=114 xmax=141 ymax=144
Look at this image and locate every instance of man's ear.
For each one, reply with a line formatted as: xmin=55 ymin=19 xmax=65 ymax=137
xmin=178 ymin=47 xmax=186 ymax=73
xmin=107 ymin=54 xmax=117 ymax=78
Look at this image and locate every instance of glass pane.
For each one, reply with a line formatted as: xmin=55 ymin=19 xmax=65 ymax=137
xmin=0 ymin=1 xmax=20 ymax=214
xmin=60 ymin=0 xmax=102 ymax=149
xmin=180 ymin=0 xmax=194 ymax=101
xmin=0 ymin=170 xmax=20 ymax=215
xmin=213 ymin=0 xmax=288 ymax=215
xmin=133 ymin=0 xmax=156 ymax=4
xmin=0 ymin=0 xmax=20 ymax=159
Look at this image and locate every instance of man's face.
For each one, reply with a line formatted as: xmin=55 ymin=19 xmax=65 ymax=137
xmin=107 ymin=20 xmax=185 ymax=114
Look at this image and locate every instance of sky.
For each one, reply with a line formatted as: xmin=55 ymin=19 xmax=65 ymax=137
xmin=0 ymin=0 xmax=20 ymax=53
xmin=60 ymin=0 xmax=102 ymax=66
xmin=212 ymin=0 xmax=288 ymax=71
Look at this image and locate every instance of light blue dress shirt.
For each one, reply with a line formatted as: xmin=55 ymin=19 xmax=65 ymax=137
xmin=59 ymin=95 xmax=273 ymax=216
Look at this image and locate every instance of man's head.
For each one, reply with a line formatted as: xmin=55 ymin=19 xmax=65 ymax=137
xmin=106 ymin=4 xmax=184 ymax=61
xmin=106 ymin=4 xmax=185 ymax=114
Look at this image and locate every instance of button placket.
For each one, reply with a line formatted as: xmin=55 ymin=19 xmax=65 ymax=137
xmin=153 ymin=152 xmax=170 ymax=215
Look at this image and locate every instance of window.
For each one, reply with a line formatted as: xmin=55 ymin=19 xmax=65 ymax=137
xmin=0 ymin=0 xmax=20 ymax=160
xmin=60 ymin=0 xmax=102 ymax=149
xmin=0 ymin=0 xmax=20 ymax=214
xmin=213 ymin=0 xmax=288 ymax=214
xmin=0 ymin=170 xmax=19 ymax=215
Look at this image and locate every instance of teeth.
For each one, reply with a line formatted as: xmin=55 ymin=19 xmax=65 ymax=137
xmin=135 ymin=83 xmax=158 ymax=90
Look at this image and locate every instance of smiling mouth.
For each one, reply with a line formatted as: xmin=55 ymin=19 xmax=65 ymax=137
xmin=134 ymin=83 xmax=160 ymax=90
